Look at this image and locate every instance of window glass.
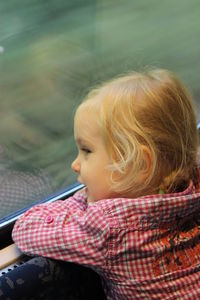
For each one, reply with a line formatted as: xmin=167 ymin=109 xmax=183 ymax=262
xmin=0 ymin=0 xmax=200 ymax=219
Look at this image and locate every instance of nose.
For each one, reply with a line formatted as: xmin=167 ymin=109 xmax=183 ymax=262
xmin=71 ymin=156 xmax=80 ymax=173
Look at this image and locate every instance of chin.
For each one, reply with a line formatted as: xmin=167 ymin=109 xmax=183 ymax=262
xmin=87 ymin=195 xmax=99 ymax=203
xmin=87 ymin=196 xmax=94 ymax=203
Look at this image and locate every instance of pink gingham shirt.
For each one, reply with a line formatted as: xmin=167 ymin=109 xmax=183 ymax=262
xmin=12 ymin=183 xmax=200 ymax=299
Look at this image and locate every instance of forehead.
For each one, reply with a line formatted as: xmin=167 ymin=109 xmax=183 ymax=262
xmin=74 ymin=105 xmax=101 ymax=140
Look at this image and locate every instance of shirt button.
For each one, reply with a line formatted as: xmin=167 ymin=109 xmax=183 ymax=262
xmin=45 ymin=215 xmax=54 ymax=224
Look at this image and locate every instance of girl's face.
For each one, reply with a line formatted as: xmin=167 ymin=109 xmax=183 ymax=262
xmin=71 ymin=106 xmax=116 ymax=203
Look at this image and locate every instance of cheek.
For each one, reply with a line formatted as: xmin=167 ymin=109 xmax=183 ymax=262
xmin=93 ymin=173 xmax=112 ymax=196
xmin=86 ymin=173 xmax=107 ymax=197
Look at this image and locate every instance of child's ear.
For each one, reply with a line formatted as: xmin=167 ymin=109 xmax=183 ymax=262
xmin=141 ymin=145 xmax=152 ymax=177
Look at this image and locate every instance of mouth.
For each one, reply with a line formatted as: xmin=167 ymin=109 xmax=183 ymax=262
xmin=77 ymin=179 xmax=88 ymax=195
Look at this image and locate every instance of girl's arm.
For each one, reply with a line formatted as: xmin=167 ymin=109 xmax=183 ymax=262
xmin=12 ymin=191 xmax=109 ymax=268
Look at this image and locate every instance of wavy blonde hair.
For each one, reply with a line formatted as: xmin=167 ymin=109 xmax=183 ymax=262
xmin=80 ymin=69 xmax=199 ymax=196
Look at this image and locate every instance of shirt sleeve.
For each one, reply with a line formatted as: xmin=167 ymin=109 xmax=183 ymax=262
xmin=12 ymin=190 xmax=109 ymax=268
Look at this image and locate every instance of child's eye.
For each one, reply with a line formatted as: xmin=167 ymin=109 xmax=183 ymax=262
xmin=81 ymin=147 xmax=91 ymax=154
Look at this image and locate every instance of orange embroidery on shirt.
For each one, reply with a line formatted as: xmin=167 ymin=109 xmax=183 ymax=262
xmin=153 ymin=216 xmax=200 ymax=276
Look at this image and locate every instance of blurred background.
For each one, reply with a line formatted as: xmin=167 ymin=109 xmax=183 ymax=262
xmin=0 ymin=0 xmax=200 ymax=219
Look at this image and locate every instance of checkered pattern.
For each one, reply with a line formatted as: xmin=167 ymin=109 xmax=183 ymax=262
xmin=12 ymin=183 xmax=200 ymax=299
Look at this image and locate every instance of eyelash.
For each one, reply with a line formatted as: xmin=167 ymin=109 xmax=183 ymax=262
xmin=80 ymin=147 xmax=91 ymax=154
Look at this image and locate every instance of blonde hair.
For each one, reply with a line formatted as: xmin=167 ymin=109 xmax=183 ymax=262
xmin=79 ymin=69 xmax=199 ymax=196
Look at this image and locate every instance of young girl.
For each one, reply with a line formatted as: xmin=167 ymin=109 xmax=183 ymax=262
xmin=12 ymin=69 xmax=200 ymax=299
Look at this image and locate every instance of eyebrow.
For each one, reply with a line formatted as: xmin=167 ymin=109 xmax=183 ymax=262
xmin=75 ymin=137 xmax=91 ymax=146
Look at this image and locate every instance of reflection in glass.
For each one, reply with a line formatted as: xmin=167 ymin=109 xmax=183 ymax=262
xmin=0 ymin=0 xmax=200 ymax=218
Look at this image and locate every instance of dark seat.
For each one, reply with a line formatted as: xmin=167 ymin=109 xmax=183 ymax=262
xmin=0 ymin=256 xmax=106 ymax=300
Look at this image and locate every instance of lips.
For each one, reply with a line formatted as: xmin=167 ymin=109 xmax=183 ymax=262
xmin=77 ymin=177 xmax=83 ymax=184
